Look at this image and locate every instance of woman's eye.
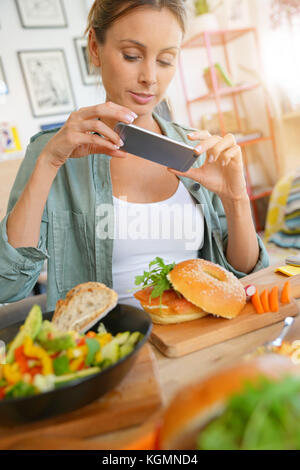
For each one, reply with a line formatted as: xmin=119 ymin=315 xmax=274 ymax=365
xmin=123 ymin=54 xmax=140 ymax=61
xmin=123 ymin=54 xmax=172 ymax=67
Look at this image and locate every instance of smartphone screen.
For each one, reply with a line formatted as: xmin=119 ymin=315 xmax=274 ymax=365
xmin=114 ymin=122 xmax=200 ymax=172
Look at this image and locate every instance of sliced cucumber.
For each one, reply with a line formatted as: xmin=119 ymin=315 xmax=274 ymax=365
xmin=115 ymin=331 xmax=130 ymax=345
xmin=97 ymin=323 xmax=107 ymax=335
xmin=99 ymin=358 xmax=112 ymax=370
xmin=39 ymin=334 xmax=75 ymax=353
xmin=101 ymin=339 xmax=120 ymax=363
xmin=54 ymin=367 xmax=100 ymax=387
xmin=127 ymin=332 xmax=143 ymax=347
xmin=119 ymin=343 xmax=134 ymax=359
xmin=36 ymin=320 xmax=55 ymax=343
xmin=6 ymin=305 xmax=43 ymax=363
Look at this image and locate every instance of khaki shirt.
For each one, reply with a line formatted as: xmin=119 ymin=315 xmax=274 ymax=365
xmin=0 ymin=111 xmax=269 ymax=311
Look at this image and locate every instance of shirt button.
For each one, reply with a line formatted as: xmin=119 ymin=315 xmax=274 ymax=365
xmin=191 ymin=183 xmax=200 ymax=191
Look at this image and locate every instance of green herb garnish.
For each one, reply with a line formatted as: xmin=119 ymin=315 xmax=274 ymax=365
xmin=197 ymin=375 xmax=300 ymax=450
xmin=133 ymin=257 xmax=182 ymax=313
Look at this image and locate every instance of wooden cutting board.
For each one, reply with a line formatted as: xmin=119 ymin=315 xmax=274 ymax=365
xmin=0 ymin=344 xmax=162 ymax=450
xmin=150 ymin=270 xmax=300 ymax=358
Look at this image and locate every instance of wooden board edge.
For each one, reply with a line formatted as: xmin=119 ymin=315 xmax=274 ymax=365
xmin=150 ymin=300 xmax=299 ymax=358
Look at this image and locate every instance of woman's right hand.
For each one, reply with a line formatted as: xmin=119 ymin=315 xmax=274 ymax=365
xmin=40 ymin=101 xmax=138 ymax=169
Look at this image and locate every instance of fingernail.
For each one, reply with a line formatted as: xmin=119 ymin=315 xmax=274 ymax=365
xmin=188 ymin=132 xmax=196 ymax=137
xmin=125 ymin=114 xmax=135 ymax=123
xmin=130 ymin=112 xmax=138 ymax=119
xmin=196 ymin=145 xmax=202 ymax=152
xmin=222 ymin=160 xmax=226 ymax=166
xmin=208 ymin=155 xmax=214 ymax=163
xmin=119 ymin=139 xmax=124 ymax=147
xmin=113 ymin=144 xmax=120 ymax=150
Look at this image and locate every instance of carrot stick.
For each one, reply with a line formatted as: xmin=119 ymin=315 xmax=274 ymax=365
xmin=269 ymin=286 xmax=279 ymax=312
xmin=121 ymin=429 xmax=159 ymax=450
xmin=281 ymin=280 xmax=291 ymax=304
xmin=251 ymin=291 xmax=265 ymax=314
xmin=260 ymin=289 xmax=270 ymax=312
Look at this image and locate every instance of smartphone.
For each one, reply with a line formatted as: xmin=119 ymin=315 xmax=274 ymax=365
xmin=114 ymin=122 xmax=200 ymax=172
xmin=285 ymin=256 xmax=300 ymax=267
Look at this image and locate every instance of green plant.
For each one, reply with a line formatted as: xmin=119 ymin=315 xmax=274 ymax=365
xmin=194 ymin=0 xmax=223 ymax=16
xmin=194 ymin=0 xmax=210 ymax=15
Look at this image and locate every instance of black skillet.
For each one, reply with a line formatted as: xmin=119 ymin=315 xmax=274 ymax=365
xmin=0 ymin=303 xmax=152 ymax=425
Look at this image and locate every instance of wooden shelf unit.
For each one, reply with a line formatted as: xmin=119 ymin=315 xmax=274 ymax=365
xmin=178 ymin=27 xmax=280 ymax=232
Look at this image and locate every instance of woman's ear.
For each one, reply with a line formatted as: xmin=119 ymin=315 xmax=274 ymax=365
xmin=88 ymin=27 xmax=101 ymax=68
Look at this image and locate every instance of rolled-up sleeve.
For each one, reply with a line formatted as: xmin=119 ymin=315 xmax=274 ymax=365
xmin=0 ymin=138 xmax=49 ymax=303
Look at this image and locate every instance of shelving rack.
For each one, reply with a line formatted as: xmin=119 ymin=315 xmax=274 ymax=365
xmin=178 ymin=27 xmax=279 ymax=232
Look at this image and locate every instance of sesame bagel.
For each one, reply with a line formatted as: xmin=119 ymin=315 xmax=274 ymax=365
xmin=166 ymin=259 xmax=246 ymax=319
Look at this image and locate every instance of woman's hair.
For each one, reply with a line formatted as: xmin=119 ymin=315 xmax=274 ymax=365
xmin=85 ymin=0 xmax=188 ymax=44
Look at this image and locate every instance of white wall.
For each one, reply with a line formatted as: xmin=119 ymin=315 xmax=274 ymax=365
xmin=0 ymin=0 xmax=105 ymax=158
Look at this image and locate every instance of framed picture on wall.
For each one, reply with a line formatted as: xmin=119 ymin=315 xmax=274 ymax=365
xmin=74 ymin=37 xmax=101 ymax=86
xmin=18 ymin=49 xmax=76 ymax=117
xmin=0 ymin=123 xmax=22 ymax=157
xmin=0 ymin=58 xmax=9 ymax=96
xmin=40 ymin=122 xmax=65 ymax=131
xmin=15 ymin=0 xmax=67 ymax=28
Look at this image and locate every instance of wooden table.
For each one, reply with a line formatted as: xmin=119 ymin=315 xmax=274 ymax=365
xmin=88 ymin=266 xmax=300 ymax=449
xmin=2 ymin=266 xmax=300 ymax=449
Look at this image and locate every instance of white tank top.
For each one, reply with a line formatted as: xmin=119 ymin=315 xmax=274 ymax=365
xmin=112 ymin=180 xmax=204 ymax=308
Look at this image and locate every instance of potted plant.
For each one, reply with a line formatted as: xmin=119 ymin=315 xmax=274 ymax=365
xmin=185 ymin=0 xmax=221 ymax=40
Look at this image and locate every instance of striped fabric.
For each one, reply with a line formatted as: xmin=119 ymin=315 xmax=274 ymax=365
xmin=264 ymin=167 xmax=300 ymax=249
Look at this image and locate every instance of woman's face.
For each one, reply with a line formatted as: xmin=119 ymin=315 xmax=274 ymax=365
xmin=90 ymin=6 xmax=183 ymax=119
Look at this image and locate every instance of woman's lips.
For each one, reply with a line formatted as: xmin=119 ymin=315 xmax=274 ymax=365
xmin=129 ymin=91 xmax=155 ymax=104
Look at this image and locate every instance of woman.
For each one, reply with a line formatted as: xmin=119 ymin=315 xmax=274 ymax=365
xmin=0 ymin=0 xmax=269 ymax=311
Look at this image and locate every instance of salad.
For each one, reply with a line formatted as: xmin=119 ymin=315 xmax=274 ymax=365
xmin=197 ymin=375 xmax=300 ymax=450
xmin=0 ymin=305 xmax=143 ymax=400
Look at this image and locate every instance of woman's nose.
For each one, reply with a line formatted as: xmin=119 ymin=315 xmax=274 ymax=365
xmin=138 ymin=61 xmax=157 ymax=86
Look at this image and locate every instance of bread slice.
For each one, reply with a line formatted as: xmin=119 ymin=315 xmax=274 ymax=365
xmin=52 ymin=282 xmax=118 ymax=333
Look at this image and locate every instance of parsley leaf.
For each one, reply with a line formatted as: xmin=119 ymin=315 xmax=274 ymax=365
xmin=132 ymin=257 xmax=182 ymax=312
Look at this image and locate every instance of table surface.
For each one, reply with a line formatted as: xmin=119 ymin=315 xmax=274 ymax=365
xmin=84 ymin=268 xmax=300 ymax=449
xmin=3 ymin=267 xmax=300 ymax=449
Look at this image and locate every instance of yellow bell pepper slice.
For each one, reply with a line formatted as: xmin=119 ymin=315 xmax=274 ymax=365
xmin=3 ymin=363 xmax=21 ymax=384
xmin=23 ymin=336 xmax=53 ymax=375
xmin=69 ymin=357 xmax=84 ymax=372
xmin=97 ymin=333 xmax=112 ymax=348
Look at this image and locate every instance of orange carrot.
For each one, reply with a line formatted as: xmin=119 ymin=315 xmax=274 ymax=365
xmin=86 ymin=331 xmax=97 ymax=338
xmin=281 ymin=280 xmax=291 ymax=304
xmin=260 ymin=289 xmax=270 ymax=313
xmin=269 ymin=286 xmax=279 ymax=312
xmin=121 ymin=429 xmax=159 ymax=450
xmin=251 ymin=291 xmax=265 ymax=314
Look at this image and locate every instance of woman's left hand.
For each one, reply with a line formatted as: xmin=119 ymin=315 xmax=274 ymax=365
xmin=167 ymin=130 xmax=248 ymax=202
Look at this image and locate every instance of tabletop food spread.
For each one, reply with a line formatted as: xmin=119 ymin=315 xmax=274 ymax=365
xmin=0 ymin=256 xmax=300 ymax=450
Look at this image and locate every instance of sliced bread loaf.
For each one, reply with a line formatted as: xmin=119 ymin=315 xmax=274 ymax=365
xmin=52 ymin=282 xmax=118 ymax=333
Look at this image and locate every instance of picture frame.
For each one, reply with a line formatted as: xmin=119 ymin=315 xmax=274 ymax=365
xmin=0 ymin=57 xmax=8 ymax=96
xmin=74 ymin=37 xmax=101 ymax=86
xmin=15 ymin=0 xmax=67 ymax=29
xmin=0 ymin=123 xmax=22 ymax=157
xmin=40 ymin=122 xmax=65 ymax=131
xmin=18 ymin=49 xmax=76 ymax=118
